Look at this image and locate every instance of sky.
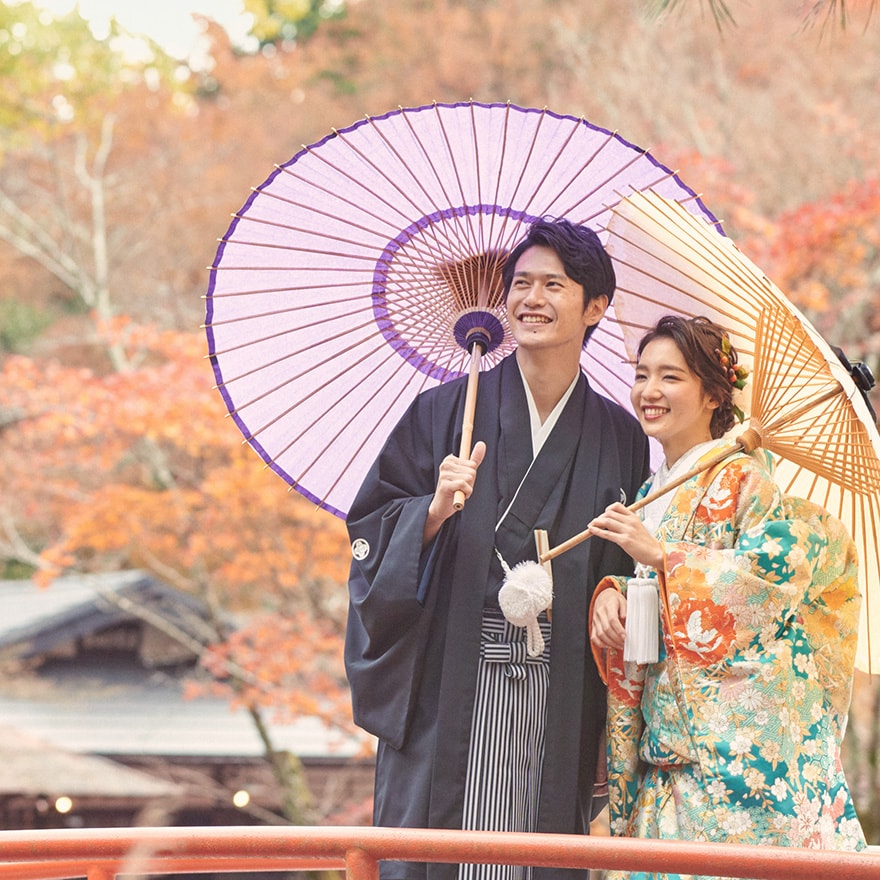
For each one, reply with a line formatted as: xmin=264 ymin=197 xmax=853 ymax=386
xmin=27 ymin=0 xmax=254 ymax=63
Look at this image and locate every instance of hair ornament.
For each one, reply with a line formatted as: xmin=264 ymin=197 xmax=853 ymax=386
xmin=716 ymin=338 xmax=749 ymax=389
xmin=716 ymin=337 xmax=749 ymax=423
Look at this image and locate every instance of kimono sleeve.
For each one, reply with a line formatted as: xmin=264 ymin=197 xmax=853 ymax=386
xmin=659 ymin=458 xmax=825 ymax=668
xmin=344 ymin=389 xmax=457 ymax=748
xmin=784 ymin=495 xmax=861 ymax=733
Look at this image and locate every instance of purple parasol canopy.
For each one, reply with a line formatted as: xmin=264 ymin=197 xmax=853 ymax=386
xmin=204 ymin=100 xmax=721 ymax=519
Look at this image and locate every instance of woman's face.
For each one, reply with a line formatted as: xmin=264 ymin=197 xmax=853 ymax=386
xmin=630 ymin=336 xmax=719 ymax=464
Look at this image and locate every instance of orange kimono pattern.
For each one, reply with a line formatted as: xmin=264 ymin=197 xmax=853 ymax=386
xmin=594 ymin=444 xmax=865 ymax=880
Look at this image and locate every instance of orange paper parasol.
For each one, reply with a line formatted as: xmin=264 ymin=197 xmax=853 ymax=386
xmin=541 ymin=191 xmax=880 ymax=673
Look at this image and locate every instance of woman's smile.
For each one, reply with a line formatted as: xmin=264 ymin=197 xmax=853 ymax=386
xmin=631 ymin=337 xmax=718 ymax=463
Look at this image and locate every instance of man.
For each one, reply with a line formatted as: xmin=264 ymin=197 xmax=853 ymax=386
xmin=345 ymin=218 xmax=650 ymax=880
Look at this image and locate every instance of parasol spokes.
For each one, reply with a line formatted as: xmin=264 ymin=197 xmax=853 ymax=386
xmin=436 ymin=250 xmax=507 ymax=314
xmin=435 ymin=251 xmax=510 ymax=510
xmin=539 ymin=300 xmax=880 ymax=564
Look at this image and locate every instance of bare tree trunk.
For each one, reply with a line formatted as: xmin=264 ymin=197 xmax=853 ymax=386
xmin=246 ymin=705 xmax=318 ymax=824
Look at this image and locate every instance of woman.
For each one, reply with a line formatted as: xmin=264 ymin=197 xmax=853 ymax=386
xmin=589 ymin=315 xmax=865 ymax=878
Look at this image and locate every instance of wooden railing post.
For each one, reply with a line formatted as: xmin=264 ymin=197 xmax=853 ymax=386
xmin=86 ymin=866 xmax=116 ymax=880
xmin=345 ymin=846 xmax=379 ymax=880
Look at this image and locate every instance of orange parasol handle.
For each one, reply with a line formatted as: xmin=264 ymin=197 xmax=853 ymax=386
xmin=453 ymin=345 xmax=483 ymax=511
xmin=538 ymin=428 xmax=763 ymax=563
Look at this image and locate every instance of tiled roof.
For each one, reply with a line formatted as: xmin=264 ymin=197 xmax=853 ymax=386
xmin=0 ymin=571 xmax=211 ymax=660
xmin=0 ymin=725 xmax=182 ymax=798
xmin=0 ymin=572 xmax=371 ymax=761
xmin=0 ymin=683 xmax=365 ymax=759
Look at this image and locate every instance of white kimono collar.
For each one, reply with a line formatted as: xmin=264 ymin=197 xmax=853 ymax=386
xmin=519 ymin=366 xmax=580 ymax=457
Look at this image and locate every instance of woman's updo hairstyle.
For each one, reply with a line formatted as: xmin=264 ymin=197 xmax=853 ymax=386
xmin=637 ymin=315 xmax=741 ymax=439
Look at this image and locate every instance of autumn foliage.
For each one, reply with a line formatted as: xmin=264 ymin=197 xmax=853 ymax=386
xmin=0 ymin=316 xmax=353 ymax=732
xmin=1 ymin=0 xmax=880 ymax=832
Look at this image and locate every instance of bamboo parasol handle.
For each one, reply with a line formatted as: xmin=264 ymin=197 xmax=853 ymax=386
xmin=538 ymin=428 xmax=763 ymax=564
xmin=453 ymin=345 xmax=483 ymax=511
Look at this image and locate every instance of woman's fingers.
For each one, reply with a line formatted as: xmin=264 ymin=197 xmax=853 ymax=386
xmin=591 ymin=589 xmax=627 ymax=650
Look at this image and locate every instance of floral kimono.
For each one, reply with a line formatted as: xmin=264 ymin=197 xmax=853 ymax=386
xmin=591 ymin=442 xmax=865 ymax=880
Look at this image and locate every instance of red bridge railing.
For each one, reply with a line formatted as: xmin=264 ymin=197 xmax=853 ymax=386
xmin=0 ymin=826 xmax=877 ymax=880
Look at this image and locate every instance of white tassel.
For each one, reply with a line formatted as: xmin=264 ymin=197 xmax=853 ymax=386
xmin=498 ymin=559 xmax=553 ymax=658
xmin=624 ymin=577 xmax=659 ymax=663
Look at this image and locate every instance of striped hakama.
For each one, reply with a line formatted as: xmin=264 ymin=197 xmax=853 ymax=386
xmin=458 ymin=607 xmax=553 ymax=880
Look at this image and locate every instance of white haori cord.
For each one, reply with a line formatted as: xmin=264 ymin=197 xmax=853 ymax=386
xmin=496 ymin=550 xmax=553 ymax=658
xmin=490 ymin=365 xmax=575 ymax=656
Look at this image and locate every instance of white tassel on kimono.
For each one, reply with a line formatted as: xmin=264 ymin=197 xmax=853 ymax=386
xmin=624 ymin=577 xmax=659 ymax=664
xmin=497 ymin=560 xmax=553 ymax=658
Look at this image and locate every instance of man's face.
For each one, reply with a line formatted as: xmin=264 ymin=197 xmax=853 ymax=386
xmin=506 ymin=245 xmax=606 ymax=354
